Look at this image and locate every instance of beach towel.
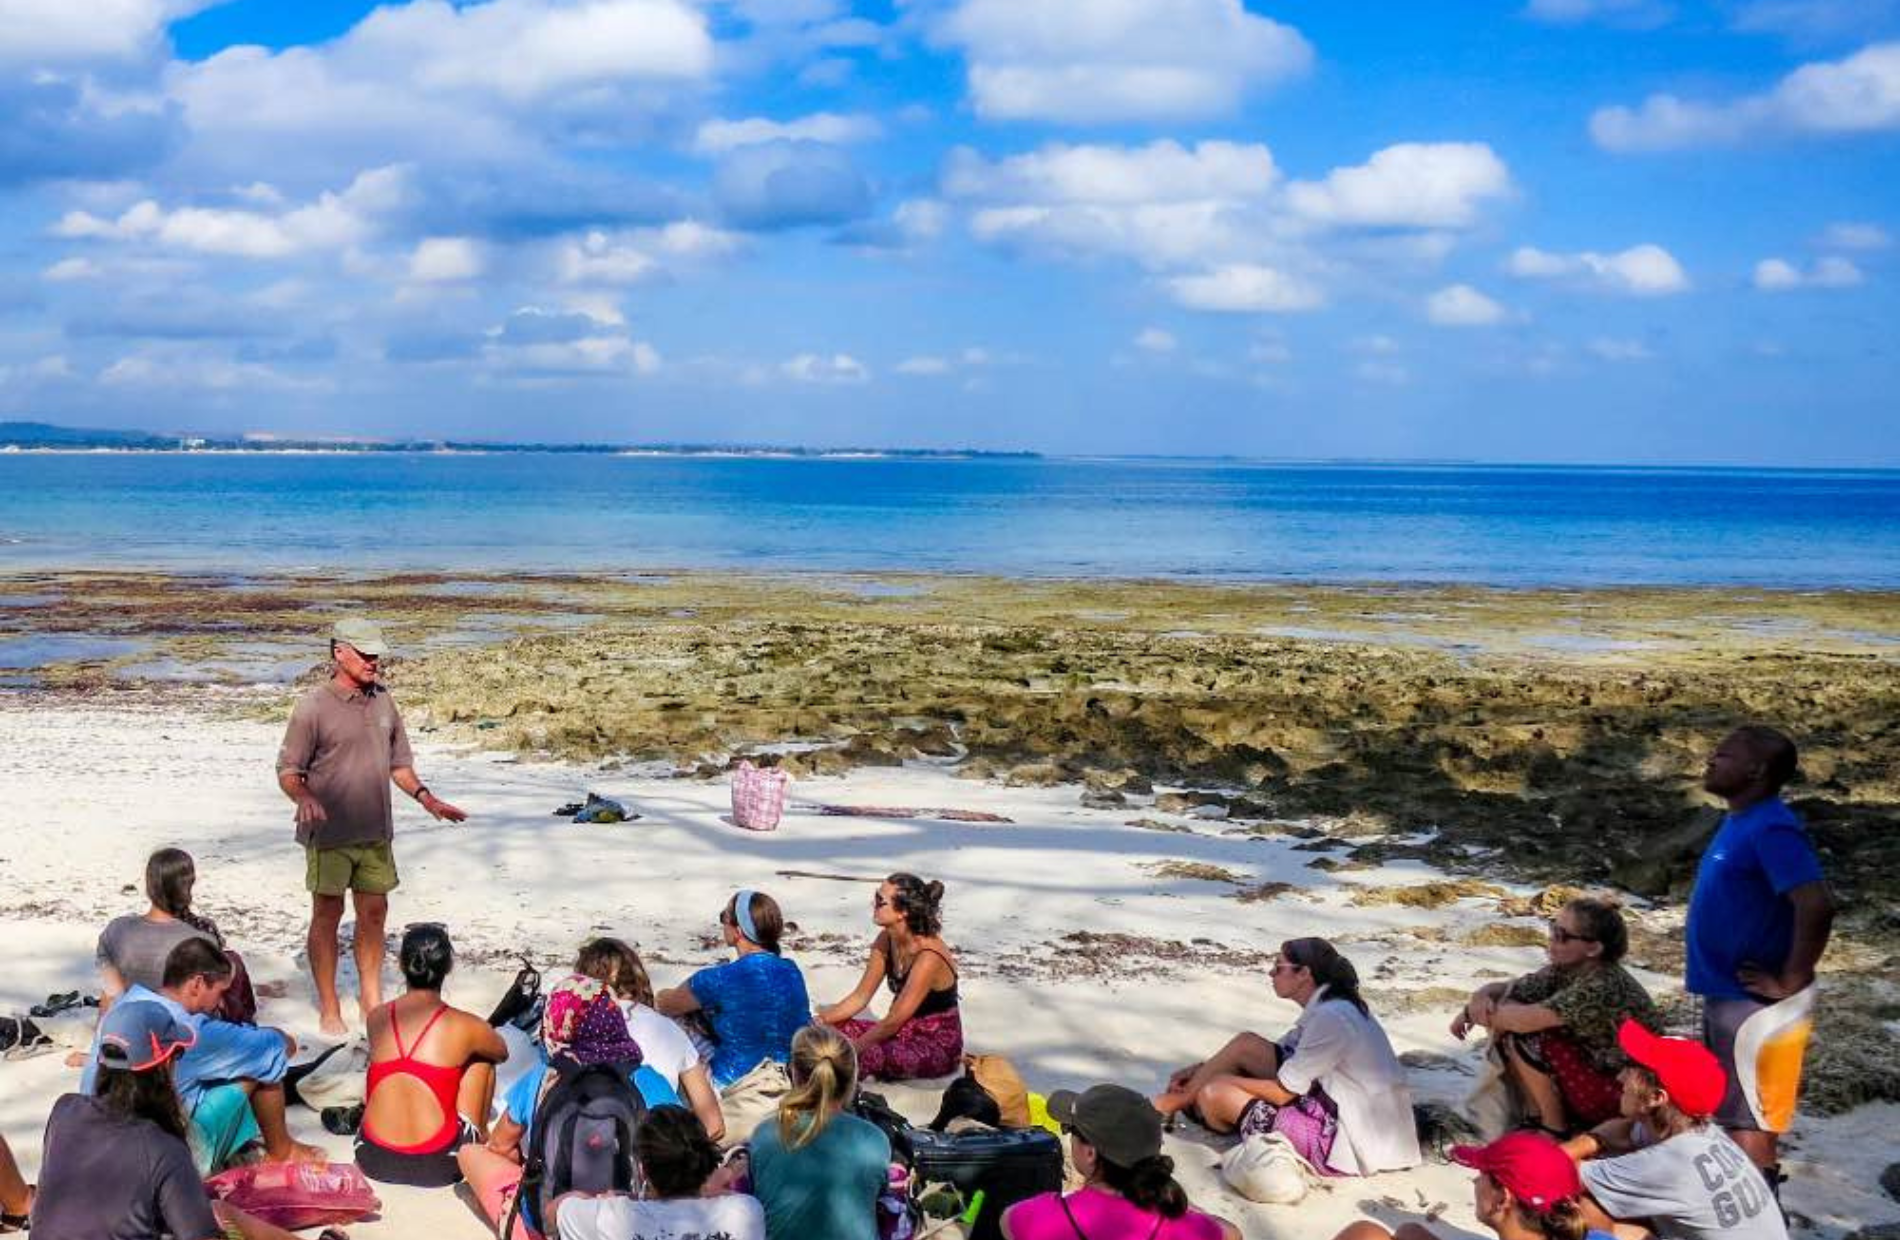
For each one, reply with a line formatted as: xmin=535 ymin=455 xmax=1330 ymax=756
xmin=813 ymin=804 xmax=1014 ymax=824
xmin=731 ymin=760 xmax=790 ymax=831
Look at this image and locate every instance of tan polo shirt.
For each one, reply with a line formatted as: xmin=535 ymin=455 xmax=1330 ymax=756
xmin=277 ymin=680 xmax=415 ymax=849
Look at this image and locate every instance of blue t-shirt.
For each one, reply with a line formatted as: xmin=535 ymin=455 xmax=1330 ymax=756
xmin=749 ymin=1111 xmax=889 ymax=1240
xmin=687 ymin=953 xmax=810 ymax=1089
xmin=81 ymin=985 xmax=288 ymax=1109
xmin=1685 ymin=797 xmax=1825 ymax=1000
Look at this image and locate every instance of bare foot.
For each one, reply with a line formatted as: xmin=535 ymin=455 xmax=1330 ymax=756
xmin=318 ymin=1010 xmax=349 ymax=1038
xmin=266 ymin=1139 xmax=331 ymax=1166
xmin=254 ymin=980 xmax=291 ymax=1000
xmin=1152 ymin=1090 xmax=1193 ymax=1116
xmin=64 ymin=1049 xmax=89 ymax=1069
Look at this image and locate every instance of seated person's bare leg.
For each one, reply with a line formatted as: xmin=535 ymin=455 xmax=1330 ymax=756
xmin=1501 ymin=1035 xmax=1568 ymax=1133
xmin=215 ymin=1201 xmax=310 ymax=1240
xmin=0 ymin=1134 xmax=30 ymax=1217
xmin=244 ymin=1079 xmax=326 ymax=1164
xmin=1156 ymin=1033 xmax=1279 ymax=1114
xmin=1192 ymin=1075 xmax=1280 ymax=1133
xmin=458 ymin=1061 xmax=497 ymax=1142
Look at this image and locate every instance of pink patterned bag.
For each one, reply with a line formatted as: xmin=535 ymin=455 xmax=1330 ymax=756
xmin=730 ymin=759 xmax=789 ymax=831
xmin=204 ymin=1161 xmax=381 ymax=1230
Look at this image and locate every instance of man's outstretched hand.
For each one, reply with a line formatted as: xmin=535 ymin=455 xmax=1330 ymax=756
xmin=420 ymin=792 xmax=469 ymax=824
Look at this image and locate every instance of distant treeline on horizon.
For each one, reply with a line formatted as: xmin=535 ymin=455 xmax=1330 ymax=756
xmin=0 ymin=421 xmax=1039 ymax=460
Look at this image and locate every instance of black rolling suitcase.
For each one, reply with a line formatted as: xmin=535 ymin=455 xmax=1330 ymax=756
xmin=908 ymin=1126 xmax=1064 ymax=1240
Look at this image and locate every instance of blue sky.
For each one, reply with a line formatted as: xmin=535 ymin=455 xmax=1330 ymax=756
xmin=1 ymin=0 xmax=1897 ymax=464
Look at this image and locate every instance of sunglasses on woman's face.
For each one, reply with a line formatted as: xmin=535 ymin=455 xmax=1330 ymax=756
xmin=1548 ymin=922 xmax=1596 ymax=945
xmin=872 ymin=894 xmax=890 ymax=910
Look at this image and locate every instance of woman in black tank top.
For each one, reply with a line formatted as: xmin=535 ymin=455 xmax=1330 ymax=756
xmin=818 ymin=873 xmax=965 ymax=1080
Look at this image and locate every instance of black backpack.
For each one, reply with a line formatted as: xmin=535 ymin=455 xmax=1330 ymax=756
xmin=507 ymin=1054 xmax=647 ymax=1237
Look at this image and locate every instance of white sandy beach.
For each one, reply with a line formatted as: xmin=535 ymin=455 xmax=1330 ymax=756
xmin=0 ymin=696 xmax=1892 ymax=1239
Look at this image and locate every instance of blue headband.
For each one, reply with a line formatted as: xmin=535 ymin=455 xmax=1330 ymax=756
xmin=733 ymin=890 xmax=761 ymax=944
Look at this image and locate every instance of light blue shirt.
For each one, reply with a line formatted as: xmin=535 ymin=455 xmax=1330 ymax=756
xmin=81 ymin=984 xmax=288 ymax=1109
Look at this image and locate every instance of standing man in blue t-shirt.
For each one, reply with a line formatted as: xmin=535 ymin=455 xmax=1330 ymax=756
xmin=1686 ymin=725 xmax=1834 ymax=1185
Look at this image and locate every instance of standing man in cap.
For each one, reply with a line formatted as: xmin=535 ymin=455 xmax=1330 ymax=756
xmin=278 ymin=617 xmax=466 ymax=1037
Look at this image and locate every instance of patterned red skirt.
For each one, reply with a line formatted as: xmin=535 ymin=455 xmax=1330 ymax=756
xmin=1526 ymin=1030 xmax=1623 ymax=1127
xmin=838 ymin=1008 xmax=965 ymax=1081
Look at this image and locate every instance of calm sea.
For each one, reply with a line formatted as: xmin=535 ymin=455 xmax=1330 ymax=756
xmin=2 ymin=454 xmax=1898 ymax=587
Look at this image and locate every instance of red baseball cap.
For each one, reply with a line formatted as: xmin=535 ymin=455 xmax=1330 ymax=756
xmin=1449 ymin=1132 xmax=1581 ymax=1213
xmin=1617 ymin=1017 xmax=1727 ymax=1118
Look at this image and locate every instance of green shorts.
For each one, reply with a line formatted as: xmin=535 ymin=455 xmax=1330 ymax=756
xmin=305 ymin=840 xmax=400 ymax=896
xmin=190 ymin=1082 xmax=261 ymax=1175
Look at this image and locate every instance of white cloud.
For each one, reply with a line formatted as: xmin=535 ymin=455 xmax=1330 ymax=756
xmin=1506 ymin=243 xmax=1690 ymax=295
xmin=1592 ymin=41 xmax=1900 ymax=151
xmin=366 ymin=0 xmax=710 ymax=102
xmin=1426 ymin=283 xmax=1507 ymax=326
xmin=0 ymin=0 xmax=213 ymax=65
xmin=494 ymin=337 xmax=661 ymax=375
xmin=782 ymin=352 xmax=870 ymax=384
xmin=1168 ymin=264 xmax=1323 ymax=313
xmin=1587 ymin=337 xmax=1655 ymax=361
xmin=895 ymin=356 xmax=953 ymax=376
xmin=43 ymin=257 xmax=103 ymax=281
xmin=935 ymin=0 xmax=1312 ymax=124
xmin=945 ymin=140 xmax=1279 ymax=272
xmin=1523 ymin=0 xmax=1672 ymax=26
xmin=1133 ymin=327 xmax=1177 ymax=353
xmin=651 ymin=220 xmax=743 ymax=258
xmin=98 ymin=352 xmax=331 ymax=393
xmin=694 ymin=112 xmax=881 ymax=154
xmin=1752 ymin=255 xmax=1863 ymax=290
xmin=558 ymin=231 xmax=657 ymax=285
xmin=1816 ymin=221 xmax=1890 ymax=250
xmin=945 ymin=140 xmax=1275 ymax=206
xmin=408 ymin=236 xmax=484 ymax=282
xmin=554 ymin=220 xmax=742 ymax=286
xmin=1285 ymin=143 xmax=1513 ymax=230
xmin=50 ymin=165 xmax=411 ymax=258
xmin=165 ymin=0 xmax=714 ymax=182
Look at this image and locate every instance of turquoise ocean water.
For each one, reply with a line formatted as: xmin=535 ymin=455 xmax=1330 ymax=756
xmin=2 ymin=454 xmax=1898 ymax=587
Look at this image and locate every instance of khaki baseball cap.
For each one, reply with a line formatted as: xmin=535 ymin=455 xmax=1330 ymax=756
xmin=331 ymin=617 xmax=391 ymax=657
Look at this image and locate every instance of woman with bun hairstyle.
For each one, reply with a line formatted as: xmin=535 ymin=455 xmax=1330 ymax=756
xmin=748 ymin=1025 xmax=890 ymax=1240
xmin=1001 ymin=1082 xmax=1240 ymax=1240
xmin=818 ymin=872 xmax=963 ymax=1080
xmin=1329 ymin=1132 xmax=1601 ymax=1240
xmin=1155 ymin=937 xmax=1420 ymax=1177
xmin=549 ymin=1105 xmax=765 ymax=1240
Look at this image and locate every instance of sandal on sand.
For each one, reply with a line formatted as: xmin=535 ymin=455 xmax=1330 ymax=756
xmin=29 ymin=991 xmax=81 ymax=1019
xmin=0 ymin=1184 xmax=34 ymax=1233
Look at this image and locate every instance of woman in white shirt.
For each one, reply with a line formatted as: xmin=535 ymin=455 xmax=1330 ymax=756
xmin=575 ymin=938 xmax=725 ymax=1143
xmin=1155 ymin=937 xmax=1420 ymax=1176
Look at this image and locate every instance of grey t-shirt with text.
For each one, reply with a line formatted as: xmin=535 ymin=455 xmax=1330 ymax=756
xmin=1582 ymin=1127 xmax=1787 ymax=1240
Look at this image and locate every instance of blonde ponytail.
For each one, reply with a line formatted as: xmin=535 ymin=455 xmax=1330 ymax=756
xmin=778 ymin=1024 xmax=858 ymax=1151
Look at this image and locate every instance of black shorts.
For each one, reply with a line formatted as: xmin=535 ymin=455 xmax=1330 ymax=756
xmin=354 ymin=1118 xmax=477 ymax=1188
